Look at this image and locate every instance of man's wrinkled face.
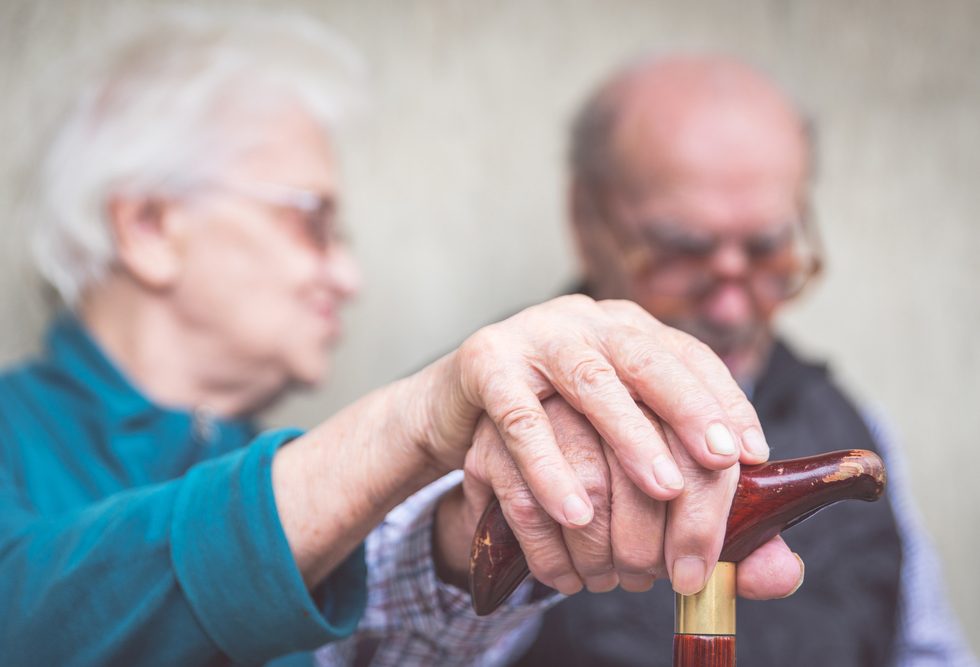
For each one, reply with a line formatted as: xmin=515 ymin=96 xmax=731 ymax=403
xmin=170 ymin=103 xmax=361 ymax=390
xmin=576 ymin=93 xmax=813 ymax=384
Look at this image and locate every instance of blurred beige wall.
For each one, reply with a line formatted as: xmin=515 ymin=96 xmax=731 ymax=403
xmin=1 ymin=0 xmax=977 ymax=647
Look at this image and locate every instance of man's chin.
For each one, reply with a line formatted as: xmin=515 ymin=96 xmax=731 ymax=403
xmin=671 ymin=322 xmax=769 ymax=384
xmin=718 ymin=337 xmax=776 ymax=388
xmin=717 ymin=350 xmax=754 ymax=387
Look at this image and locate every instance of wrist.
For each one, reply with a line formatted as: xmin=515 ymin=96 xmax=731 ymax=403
xmin=404 ymin=350 xmax=475 ymax=474
xmin=271 ymin=376 xmax=453 ymax=588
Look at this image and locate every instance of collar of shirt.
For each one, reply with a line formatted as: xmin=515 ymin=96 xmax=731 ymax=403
xmin=40 ymin=312 xmax=255 ymax=452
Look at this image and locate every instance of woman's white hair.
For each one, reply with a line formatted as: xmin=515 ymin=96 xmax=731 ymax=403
xmin=31 ymin=6 xmax=365 ymax=306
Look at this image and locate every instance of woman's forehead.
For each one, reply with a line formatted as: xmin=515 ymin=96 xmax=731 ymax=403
xmin=213 ymin=102 xmax=338 ymax=189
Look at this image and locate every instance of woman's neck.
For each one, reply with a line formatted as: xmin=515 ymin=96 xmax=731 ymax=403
xmin=78 ymin=277 xmax=287 ymax=419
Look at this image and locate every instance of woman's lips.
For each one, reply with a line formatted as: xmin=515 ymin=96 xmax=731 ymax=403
xmin=311 ymin=301 xmax=341 ymax=337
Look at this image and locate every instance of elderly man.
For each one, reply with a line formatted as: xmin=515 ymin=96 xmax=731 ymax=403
xmin=0 ymin=13 xmax=805 ymax=667
xmin=511 ymin=56 xmax=975 ymax=666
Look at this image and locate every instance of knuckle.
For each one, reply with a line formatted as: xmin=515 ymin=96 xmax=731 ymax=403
xmin=499 ymin=488 xmax=551 ymax=531
xmin=459 ymin=328 xmax=488 ymax=363
xmin=578 ymin=467 xmax=610 ymax=507
xmin=605 ymin=298 xmax=647 ymax=320
xmin=496 ymin=405 xmax=548 ymax=445
xmin=668 ymin=508 xmax=730 ymax=553
xmin=618 ymin=341 xmax=667 ymax=380
xmin=566 ymin=537 xmax=614 ymax=577
xmin=614 ymin=546 xmax=664 ymax=576
xmin=526 ymin=552 xmax=572 ymax=584
xmin=531 ymin=294 xmax=595 ymax=325
xmin=556 ymin=293 xmax=596 ymax=310
xmin=459 ymin=325 xmax=507 ymax=376
xmin=459 ymin=335 xmax=484 ymax=369
xmin=461 ymin=448 xmax=483 ymax=479
xmin=464 ymin=434 xmax=515 ymax=485
xmin=565 ymin=356 xmax=617 ymax=395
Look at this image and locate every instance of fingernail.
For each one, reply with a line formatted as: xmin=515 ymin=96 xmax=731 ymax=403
xmin=783 ymin=552 xmax=806 ymax=598
xmin=618 ymin=573 xmax=656 ymax=592
xmin=741 ymin=426 xmax=770 ymax=460
xmin=706 ymin=423 xmax=736 ymax=456
xmin=584 ymin=572 xmax=619 ymax=593
xmin=562 ymin=494 xmax=593 ymax=526
xmin=653 ymin=454 xmax=684 ymax=490
xmin=671 ymin=556 xmax=707 ymax=595
xmin=553 ymin=573 xmax=584 ymax=595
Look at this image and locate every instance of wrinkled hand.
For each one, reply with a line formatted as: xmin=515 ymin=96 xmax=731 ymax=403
xmin=436 ymin=397 xmax=802 ymax=599
xmin=422 ymin=295 xmax=771 ymax=531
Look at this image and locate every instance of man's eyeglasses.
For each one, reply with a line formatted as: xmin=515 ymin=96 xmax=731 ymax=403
xmin=204 ymin=180 xmax=344 ymax=253
xmin=604 ymin=217 xmax=822 ymax=302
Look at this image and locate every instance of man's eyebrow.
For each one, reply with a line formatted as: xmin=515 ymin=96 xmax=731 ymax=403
xmin=635 ymin=219 xmax=713 ymax=242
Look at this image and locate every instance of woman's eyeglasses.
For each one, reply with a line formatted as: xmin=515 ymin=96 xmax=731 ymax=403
xmin=203 ymin=180 xmax=345 ymax=253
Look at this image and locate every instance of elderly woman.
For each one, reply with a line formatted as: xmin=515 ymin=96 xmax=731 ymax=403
xmin=0 ymin=8 xmax=802 ymax=667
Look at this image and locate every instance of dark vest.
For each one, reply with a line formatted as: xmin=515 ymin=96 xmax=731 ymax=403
xmin=515 ymin=340 xmax=902 ymax=667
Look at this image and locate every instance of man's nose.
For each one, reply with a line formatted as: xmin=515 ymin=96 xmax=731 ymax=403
xmin=710 ymin=241 xmax=751 ymax=280
xmin=703 ymin=282 xmax=754 ymax=326
xmin=702 ymin=242 xmax=754 ymax=326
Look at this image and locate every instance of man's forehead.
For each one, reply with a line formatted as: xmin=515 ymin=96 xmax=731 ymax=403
xmin=610 ymin=119 xmax=808 ymax=231
xmin=625 ymin=178 xmax=807 ymax=235
xmin=606 ymin=59 xmax=810 ymax=197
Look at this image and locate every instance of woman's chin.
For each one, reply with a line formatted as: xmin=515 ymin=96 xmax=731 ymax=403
xmin=291 ymin=354 xmax=331 ymax=389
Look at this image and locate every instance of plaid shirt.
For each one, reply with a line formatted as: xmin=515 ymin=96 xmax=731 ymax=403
xmin=316 ymin=471 xmax=557 ymax=667
xmin=318 ymin=415 xmax=977 ymax=667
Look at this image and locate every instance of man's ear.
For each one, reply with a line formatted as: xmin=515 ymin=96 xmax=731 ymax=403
xmin=567 ymin=179 xmax=601 ymax=277
xmin=568 ymin=178 xmax=594 ymax=230
xmin=106 ymin=196 xmax=184 ymax=290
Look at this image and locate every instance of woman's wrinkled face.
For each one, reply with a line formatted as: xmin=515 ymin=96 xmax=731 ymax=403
xmin=170 ymin=104 xmax=361 ymax=390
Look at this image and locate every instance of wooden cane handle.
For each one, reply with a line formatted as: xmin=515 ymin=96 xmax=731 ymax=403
xmin=469 ymin=449 xmax=885 ymax=615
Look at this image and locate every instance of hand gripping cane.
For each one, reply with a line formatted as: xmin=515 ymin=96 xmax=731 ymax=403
xmin=469 ymin=449 xmax=886 ymax=667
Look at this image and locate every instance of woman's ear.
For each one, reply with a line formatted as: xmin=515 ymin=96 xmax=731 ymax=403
xmin=107 ymin=196 xmax=184 ymax=290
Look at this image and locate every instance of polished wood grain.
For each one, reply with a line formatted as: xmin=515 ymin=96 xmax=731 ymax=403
xmin=468 ymin=495 xmax=529 ymax=616
xmin=673 ymin=635 xmax=736 ymax=667
xmin=721 ymin=449 xmax=885 ymax=561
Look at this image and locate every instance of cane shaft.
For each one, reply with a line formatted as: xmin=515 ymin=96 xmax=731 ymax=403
xmin=672 ymin=635 xmax=736 ymax=667
xmin=673 ymin=562 xmax=736 ymax=666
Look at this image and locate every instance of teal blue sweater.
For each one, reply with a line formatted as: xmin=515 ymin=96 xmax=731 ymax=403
xmin=0 ymin=316 xmax=366 ymax=666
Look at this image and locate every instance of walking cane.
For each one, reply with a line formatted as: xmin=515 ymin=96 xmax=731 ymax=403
xmin=469 ymin=449 xmax=886 ymax=666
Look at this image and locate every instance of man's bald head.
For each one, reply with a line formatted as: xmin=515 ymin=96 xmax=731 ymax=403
xmin=568 ymin=55 xmax=819 ymax=384
xmin=570 ymin=55 xmax=811 ymax=202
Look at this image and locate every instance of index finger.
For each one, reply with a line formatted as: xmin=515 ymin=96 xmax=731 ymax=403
xmin=598 ymin=300 xmax=767 ymax=468
xmin=475 ymin=363 xmax=596 ymax=529
xmin=661 ymin=423 xmax=739 ymax=595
